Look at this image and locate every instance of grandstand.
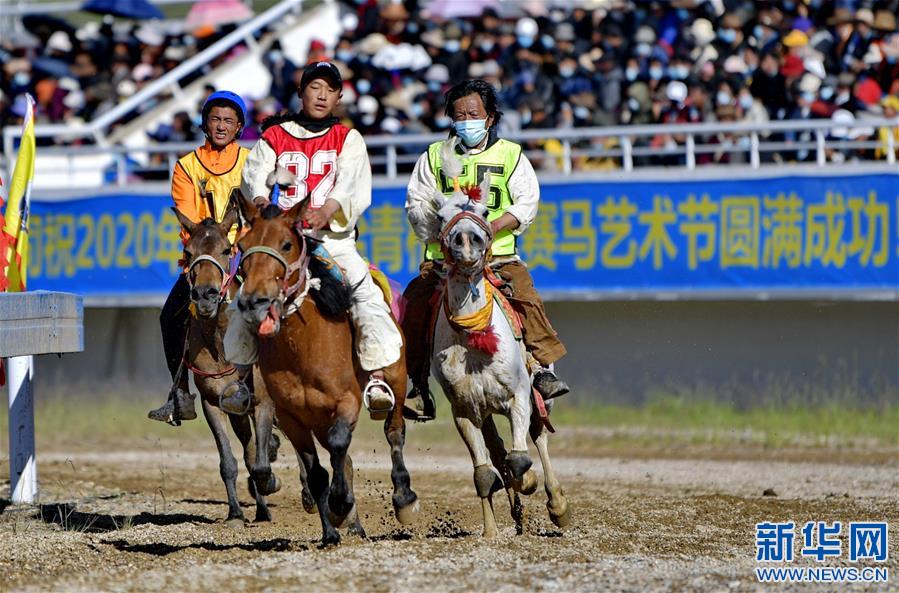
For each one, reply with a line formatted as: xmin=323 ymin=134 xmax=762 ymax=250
xmin=2 ymin=0 xmax=898 ymax=186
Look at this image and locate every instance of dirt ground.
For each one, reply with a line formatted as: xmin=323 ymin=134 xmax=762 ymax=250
xmin=1 ymin=425 xmax=897 ymax=593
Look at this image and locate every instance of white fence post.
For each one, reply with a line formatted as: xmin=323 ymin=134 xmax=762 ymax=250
xmin=7 ymin=355 xmax=37 ymax=503
xmin=0 ymin=291 xmax=83 ymax=506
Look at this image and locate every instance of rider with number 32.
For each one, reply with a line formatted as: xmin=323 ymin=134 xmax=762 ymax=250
xmin=221 ymin=61 xmax=403 ymax=419
xmin=149 ymin=90 xmax=249 ymax=425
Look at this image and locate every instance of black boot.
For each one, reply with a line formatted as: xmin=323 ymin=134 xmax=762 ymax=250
xmin=148 ymin=386 xmax=197 ymax=425
xmin=533 ymin=369 xmax=569 ymax=400
xmin=403 ymin=383 xmax=436 ymax=422
xmin=220 ymin=371 xmax=253 ymax=416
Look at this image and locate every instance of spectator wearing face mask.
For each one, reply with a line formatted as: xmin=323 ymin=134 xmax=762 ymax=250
xmin=264 ymin=42 xmax=298 ymax=110
xmin=750 ymin=52 xmax=790 ymax=118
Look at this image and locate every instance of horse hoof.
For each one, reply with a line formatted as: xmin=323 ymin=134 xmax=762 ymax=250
xmin=548 ymin=499 xmax=572 ymax=529
xmin=225 ymin=517 xmax=246 ymax=529
xmin=347 ymin=519 xmax=367 ymax=538
xmin=320 ymin=530 xmax=341 ymax=547
xmin=254 ymin=508 xmax=272 ymax=523
xmin=255 ymin=473 xmax=280 ymax=496
xmin=514 ymin=469 xmax=538 ymax=495
xmin=301 ymin=489 xmax=317 ymax=514
xmin=394 ymin=498 xmax=420 ymax=526
xmin=301 ymin=494 xmax=317 ymax=514
xmin=328 ymin=503 xmax=357 ymax=529
xmin=505 ymin=450 xmax=533 ymax=482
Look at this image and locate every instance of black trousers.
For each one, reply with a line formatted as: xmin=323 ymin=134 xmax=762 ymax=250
xmin=160 ymin=274 xmax=190 ymax=383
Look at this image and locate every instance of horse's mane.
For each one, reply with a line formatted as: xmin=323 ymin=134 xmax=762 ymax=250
xmin=306 ymin=238 xmax=352 ymax=318
xmin=260 ymin=204 xmax=283 ymax=219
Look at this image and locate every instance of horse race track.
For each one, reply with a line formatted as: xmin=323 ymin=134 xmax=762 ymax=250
xmin=1 ymin=424 xmax=897 ymax=593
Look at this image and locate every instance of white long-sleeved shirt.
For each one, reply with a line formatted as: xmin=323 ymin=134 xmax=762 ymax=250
xmin=405 ymin=142 xmax=540 ymax=244
xmin=241 ymin=121 xmax=372 ymax=236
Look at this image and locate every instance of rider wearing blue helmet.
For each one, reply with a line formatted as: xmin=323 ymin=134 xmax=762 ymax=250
xmin=149 ymin=89 xmax=251 ymax=425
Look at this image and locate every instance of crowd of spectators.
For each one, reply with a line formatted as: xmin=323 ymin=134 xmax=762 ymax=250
xmin=2 ymin=0 xmax=898 ymax=167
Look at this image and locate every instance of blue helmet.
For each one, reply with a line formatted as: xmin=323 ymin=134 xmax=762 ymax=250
xmin=202 ymin=90 xmax=247 ymax=127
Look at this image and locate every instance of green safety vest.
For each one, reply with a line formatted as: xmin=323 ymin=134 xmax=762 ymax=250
xmin=425 ymin=138 xmax=523 ymax=261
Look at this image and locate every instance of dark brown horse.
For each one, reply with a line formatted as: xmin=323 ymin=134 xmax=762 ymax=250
xmin=173 ymin=207 xmax=283 ymax=525
xmin=235 ymin=199 xmax=418 ymax=545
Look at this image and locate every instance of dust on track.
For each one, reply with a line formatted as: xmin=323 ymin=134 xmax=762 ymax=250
xmin=1 ymin=430 xmax=897 ymax=593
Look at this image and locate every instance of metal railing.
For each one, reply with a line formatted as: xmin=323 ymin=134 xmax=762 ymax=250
xmin=1 ymin=0 xmax=306 ymax=158
xmin=12 ymin=116 xmax=898 ymax=189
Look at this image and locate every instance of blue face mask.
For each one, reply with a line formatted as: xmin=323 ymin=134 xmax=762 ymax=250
xmin=739 ymin=94 xmax=753 ymax=109
xmin=445 ymin=39 xmax=461 ymax=52
xmin=336 ymin=49 xmax=352 ymax=62
xmin=357 ymin=79 xmax=371 ymax=94
xmin=479 ymin=40 xmax=495 ymax=52
xmin=649 ymin=66 xmax=664 ymax=80
xmin=428 ymin=80 xmax=442 ymax=92
xmin=541 ymin=35 xmax=555 ymax=49
xmin=625 ymin=68 xmax=639 ymax=81
xmin=518 ymin=35 xmax=534 ymax=48
xmin=754 ymin=25 xmax=765 ymax=39
xmin=719 ymin=29 xmax=736 ymax=44
xmin=454 ymin=118 xmax=488 ymax=147
xmin=669 ymin=65 xmax=688 ymax=80
xmin=820 ymin=87 xmax=834 ymax=101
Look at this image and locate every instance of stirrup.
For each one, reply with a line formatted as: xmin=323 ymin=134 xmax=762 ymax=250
xmin=219 ymin=380 xmax=253 ymax=416
xmin=363 ymin=378 xmax=395 ymax=420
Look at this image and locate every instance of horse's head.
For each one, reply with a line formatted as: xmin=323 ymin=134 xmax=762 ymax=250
xmin=436 ymin=176 xmax=493 ymax=278
xmin=236 ymin=197 xmax=308 ymax=336
xmin=174 ymin=207 xmax=238 ymax=319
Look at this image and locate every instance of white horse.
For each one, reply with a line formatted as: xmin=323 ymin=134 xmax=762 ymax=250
xmin=430 ymin=165 xmax=571 ymax=537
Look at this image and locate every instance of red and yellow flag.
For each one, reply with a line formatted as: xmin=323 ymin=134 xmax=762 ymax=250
xmin=1 ymin=94 xmax=35 ymax=292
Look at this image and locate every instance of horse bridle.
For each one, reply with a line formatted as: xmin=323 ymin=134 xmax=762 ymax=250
xmin=239 ymin=224 xmax=311 ymax=314
xmin=185 ymin=251 xmax=239 ymax=303
xmin=438 ymin=207 xmax=495 ymax=269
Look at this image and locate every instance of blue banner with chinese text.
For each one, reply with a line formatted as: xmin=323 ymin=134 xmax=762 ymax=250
xmin=28 ymin=173 xmax=899 ymax=299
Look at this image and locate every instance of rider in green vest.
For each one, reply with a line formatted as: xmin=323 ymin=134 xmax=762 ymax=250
xmin=403 ymin=79 xmax=569 ymax=421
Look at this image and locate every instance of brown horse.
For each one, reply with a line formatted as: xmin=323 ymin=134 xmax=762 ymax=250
xmin=173 ymin=207 xmax=283 ymax=525
xmin=236 ymin=199 xmax=418 ymax=545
